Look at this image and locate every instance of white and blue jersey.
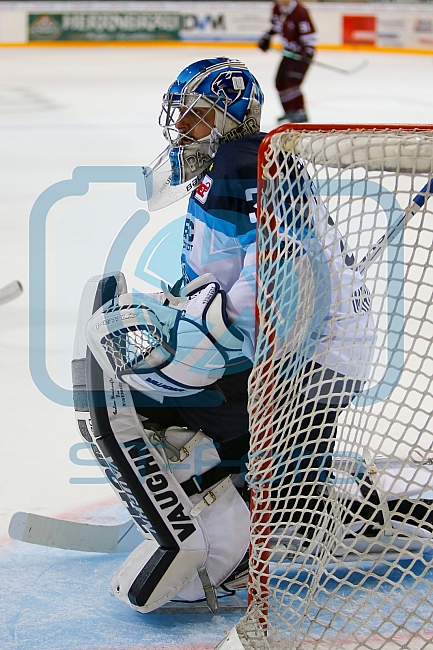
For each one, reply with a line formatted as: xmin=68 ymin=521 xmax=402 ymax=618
xmin=181 ymin=133 xmax=263 ymax=361
xmin=181 ymin=133 xmax=375 ymax=382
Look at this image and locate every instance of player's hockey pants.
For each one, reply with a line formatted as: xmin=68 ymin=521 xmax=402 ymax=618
xmin=276 ymin=57 xmax=311 ymax=112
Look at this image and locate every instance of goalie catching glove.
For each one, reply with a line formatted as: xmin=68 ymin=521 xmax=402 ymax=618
xmin=85 ymin=274 xmax=245 ymax=401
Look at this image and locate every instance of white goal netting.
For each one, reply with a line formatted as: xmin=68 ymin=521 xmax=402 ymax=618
xmin=221 ymin=126 xmax=433 ymax=650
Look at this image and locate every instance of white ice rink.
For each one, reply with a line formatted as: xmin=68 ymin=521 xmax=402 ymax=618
xmin=1 ymin=44 xmax=433 ymax=541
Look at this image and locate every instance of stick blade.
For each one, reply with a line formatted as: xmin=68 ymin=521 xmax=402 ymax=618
xmin=0 ymin=280 xmax=23 ymax=306
xmin=9 ymin=512 xmax=144 ymax=553
xmin=349 ymin=60 xmax=369 ymax=75
xmin=8 ymin=511 xmax=30 ymax=541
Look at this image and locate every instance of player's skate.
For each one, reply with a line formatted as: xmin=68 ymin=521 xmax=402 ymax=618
xmin=278 ymin=108 xmax=308 ymax=123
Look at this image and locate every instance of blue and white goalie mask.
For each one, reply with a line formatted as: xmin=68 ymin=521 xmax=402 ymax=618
xmin=144 ymin=57 xmax=264 ymax=210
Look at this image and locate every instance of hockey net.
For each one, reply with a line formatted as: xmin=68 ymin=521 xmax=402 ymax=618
xmin=219 ymin=125 xmax=433 ymax=650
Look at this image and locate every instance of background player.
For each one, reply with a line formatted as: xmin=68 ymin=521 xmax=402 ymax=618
xmin=258 ymin=0 xmax=317 ymax=123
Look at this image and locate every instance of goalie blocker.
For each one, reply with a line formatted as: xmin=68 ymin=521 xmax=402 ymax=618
xmin=71 ymin=273 xmax=250 ymax=613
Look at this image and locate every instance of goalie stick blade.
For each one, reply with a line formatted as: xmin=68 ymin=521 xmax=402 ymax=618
xmin=0 ymin=280 xmax=22 ymax=306
xmin=8 ymin=512 xmax=146 ymax=553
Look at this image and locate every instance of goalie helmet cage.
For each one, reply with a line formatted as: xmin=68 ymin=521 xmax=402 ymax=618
xmin=216 ymin=124 xmax=433 ymax=650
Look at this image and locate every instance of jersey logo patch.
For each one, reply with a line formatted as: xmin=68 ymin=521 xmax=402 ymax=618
xmin=194 ymin=175 xmax=213 ymax=204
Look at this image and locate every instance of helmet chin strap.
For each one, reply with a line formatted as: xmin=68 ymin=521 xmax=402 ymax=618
xmin=212 ymin=101 xmax=238 ymax=141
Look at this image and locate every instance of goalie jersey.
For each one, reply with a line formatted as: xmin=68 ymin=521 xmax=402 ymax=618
xmin=181 ymin=133 xmax=376 ymax=381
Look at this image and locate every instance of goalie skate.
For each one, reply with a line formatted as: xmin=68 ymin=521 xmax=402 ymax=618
xmin=221 ymin=552 xmax=250 ymax=591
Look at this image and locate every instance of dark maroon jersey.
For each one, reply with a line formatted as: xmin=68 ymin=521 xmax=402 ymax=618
xmin=270 ymin=1 xmax=317 ymax=58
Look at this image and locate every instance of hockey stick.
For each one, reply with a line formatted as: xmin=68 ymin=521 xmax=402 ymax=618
xmin=356 ymin=178 xmax=433 ymax=275
xmin=273 ymin=46 xmax=368 ymax=75
xmin=8 ymin=511 xmax=145 ymax=553
xmin=0 ymin=280 xmax=22 ymax=306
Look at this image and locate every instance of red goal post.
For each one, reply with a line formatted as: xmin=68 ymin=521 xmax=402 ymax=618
xmin=217 ymin=123 xmax=433 ymax=650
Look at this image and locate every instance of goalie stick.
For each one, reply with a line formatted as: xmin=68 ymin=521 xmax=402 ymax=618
xmin=356 ymin=178 xmax=433 ymax=274
xmin=11 ymin=511 xmax=425 ymax=562
xmin=272 ymin=46 xmax=368 ymax=75
xmin=0 ymin=280 xmax=22 ymax=306
xmin=8 ymin=511 xmax=145 ymax=553
xmin=8 ymin=511 xmax=248 ymax=611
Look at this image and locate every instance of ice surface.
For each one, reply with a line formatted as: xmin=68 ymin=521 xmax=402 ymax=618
xmin=1 ymin=43 xmax=433 ymax=649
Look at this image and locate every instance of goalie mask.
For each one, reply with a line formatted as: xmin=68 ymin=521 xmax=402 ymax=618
xmin=144 ymin=58 xmax=264 ymax=210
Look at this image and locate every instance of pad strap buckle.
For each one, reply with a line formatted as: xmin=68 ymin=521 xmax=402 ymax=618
xmin=190 ymin=476 xmax=232 ymax=518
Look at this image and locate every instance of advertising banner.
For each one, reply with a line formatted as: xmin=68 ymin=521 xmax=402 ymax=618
xmin=343 ymin=15 xmax=376 ymax=46
xmin=20 ymin=3 xmax=433 ymax=51
xmin=27 ymin=3 xmax=271 ymax=42
xmin=412 ymin=17 xmax=433 ymax=49
xmin=376 ymin=18 xmax=406 ymax=49
xmin=342 ymin=11 xmax=433 ymax=50
xmin=28 ymin=12 xmax=181 ymax=41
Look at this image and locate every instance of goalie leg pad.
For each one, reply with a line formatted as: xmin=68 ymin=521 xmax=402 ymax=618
xmin=111 ymin=426 xmax=250 ymax=609
xmin=74 ymin=274 xmax=209 ymax=611
xmin=160 ymin=426 xmax=250 ymax=601
xmin=73 ymin=274 xmax=249 ymax=613
xmin=111 ymin=538 xmax=208 ymax=611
